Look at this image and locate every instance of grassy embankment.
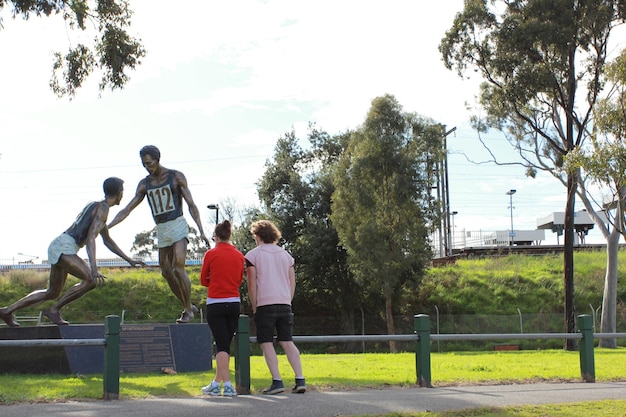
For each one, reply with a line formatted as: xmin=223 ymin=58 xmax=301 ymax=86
xmin=1 ymin=250 xmax=623 ymax=334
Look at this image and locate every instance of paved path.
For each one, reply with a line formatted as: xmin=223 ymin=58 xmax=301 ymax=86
xmin=2 ymin=382 xmax=626 ymax=416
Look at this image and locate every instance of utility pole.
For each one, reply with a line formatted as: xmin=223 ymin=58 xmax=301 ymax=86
xmin=441 ymin=126 xmax=456 ymax=257
xmin=506 ymin=189 xmax=516 ymax=246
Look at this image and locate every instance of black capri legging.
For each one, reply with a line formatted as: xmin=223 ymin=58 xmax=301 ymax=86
xmin=206 ymin=302 xmax=240 ymax=354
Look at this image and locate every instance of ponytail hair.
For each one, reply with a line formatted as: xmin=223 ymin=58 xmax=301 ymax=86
xmin=214 ymin=220 xmax=232 ymax=241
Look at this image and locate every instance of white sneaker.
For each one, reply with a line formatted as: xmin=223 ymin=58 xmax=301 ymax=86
xmin=201 ymin=383 xmax=221 ymax=396
xmin=223 ymin=384 xmax=237 ymax=397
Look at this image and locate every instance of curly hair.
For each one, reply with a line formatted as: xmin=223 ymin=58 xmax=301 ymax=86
xmin=250 ymin=220 xmax=281 ymax=244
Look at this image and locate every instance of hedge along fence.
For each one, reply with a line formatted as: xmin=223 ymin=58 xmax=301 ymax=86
xmin=233 ymin=314 xmax=626 ymax=394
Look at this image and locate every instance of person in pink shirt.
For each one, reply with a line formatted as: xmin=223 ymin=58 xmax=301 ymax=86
xmin=199 ymin=220 xmax=244 ymax=397
xmin=245 ymin=220 xmax=306 ymax=395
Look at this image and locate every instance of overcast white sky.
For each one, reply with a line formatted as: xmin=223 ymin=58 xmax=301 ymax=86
xmin=0 ymin=1 xmax=616 ymax=263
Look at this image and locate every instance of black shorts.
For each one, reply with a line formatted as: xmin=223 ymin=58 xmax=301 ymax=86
xmin=254 ymin=304 xmax=294 ymax=344
xmin=206 ymin=302 xmax=240 ymax=354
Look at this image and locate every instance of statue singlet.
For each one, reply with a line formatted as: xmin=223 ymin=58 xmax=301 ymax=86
xmin=145 ymin=170 xmax=184 ymax=224
xmin=64 ymin=201 xmax=99 ymax=248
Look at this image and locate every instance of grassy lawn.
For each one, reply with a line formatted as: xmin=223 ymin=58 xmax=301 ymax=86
xmin=1 ymin=348 xmax=625 ymax=417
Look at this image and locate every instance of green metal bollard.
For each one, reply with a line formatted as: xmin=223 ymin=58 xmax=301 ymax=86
xmin=235 ymin=314 xmax=251 ymax=394
xmin=103 ymin=315 xmax=121 ymax=400
xmin=578 ymin=314 xmax=595 ymax=383
xmin=414 ymin=314 xmax=432 ymax=388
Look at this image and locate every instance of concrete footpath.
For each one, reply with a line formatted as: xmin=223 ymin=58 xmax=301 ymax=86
xmin=2 ymin=382 xmax=626 ymax=417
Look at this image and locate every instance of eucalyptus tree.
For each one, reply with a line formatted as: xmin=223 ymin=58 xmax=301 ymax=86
xmin=566 ymin=49 xmax=626 ymax=347
xmin=256 ymin=127 xmax=362 ymax=336
xmin=131 ymin=226 xmax=206 ymax=260
xmin=130 ymin=227 xmax=158 ymax=260
xmin=1 ymin=0 xmax=145 ymax=97
xmin=186 ymin=227 xmax=207 ymax=259
xmin=331 ymin=94 xmax=442 ymax=352
xmin=440 ymin=0 xmax=625 ymax=349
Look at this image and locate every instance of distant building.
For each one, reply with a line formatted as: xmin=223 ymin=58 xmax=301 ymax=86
xmin=536 ymin=210 xmax=607 ymax=245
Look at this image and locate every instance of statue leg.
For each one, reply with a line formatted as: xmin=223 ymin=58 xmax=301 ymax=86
xmin=43 ymin=255 xmax=96 ymax=326
xmin=0 ymin=264 xmax=68 ymax=327
xmin=159 ymin=240 xmax=195 ymax=323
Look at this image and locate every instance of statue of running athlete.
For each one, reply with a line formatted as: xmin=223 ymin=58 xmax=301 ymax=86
xmin=0 ymin=177 xmax=145 ymax=327
xmin=108 ymin=145 xmax=210 ymax=323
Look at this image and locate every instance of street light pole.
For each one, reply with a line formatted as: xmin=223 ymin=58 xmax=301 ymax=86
xmin=207 ymin=204 xmax=219 ymax=226
xmin=451 ymin=211 xmax=458 ymax=251
xmin=506 ymin=189 xmax=516 ymax=246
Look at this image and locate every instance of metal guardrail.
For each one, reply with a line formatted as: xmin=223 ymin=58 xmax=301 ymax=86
xmin=0 ymin=338 xmax=105 ymax=347
xmin=0 ymin=258 xmax=203 ymax=270
xmin=0 ymin=315 xmax=121 ymax=400
xmin=234 ymin=314 xmax=622 ymax=394
xmin=2 ymin=314 xmax=623 ymax=398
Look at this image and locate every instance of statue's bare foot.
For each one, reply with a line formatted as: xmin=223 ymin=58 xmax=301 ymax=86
xmin=0 ymin=308 xmax=20 ymax=327
xmin=43 ymin=308 xmax=70 ymax=326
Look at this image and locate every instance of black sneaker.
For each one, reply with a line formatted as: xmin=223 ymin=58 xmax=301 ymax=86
xmin=292 ymin=378 xmax=306 ymax=394
xmin=262 ymin=380 xmax=285 ymax=395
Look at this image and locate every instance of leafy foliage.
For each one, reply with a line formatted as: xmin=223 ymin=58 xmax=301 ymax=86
xmin=130 ymin=227 xmax=158 ymax=259
xmin=563 ymin=46 xmax=626 ymax=345
xmin=255 ymin=125 xmax=362 ymax=336
xmin=439 ymin=0 xmax=626 ymax=347
xmin=186 ymin=226 xmax=209 ymax=258
xmin=330 ymin=94 xmax=442 ymax=348
xmin=566 ymin=47 xmax=626 ymax=210
xmin=1 ymin=0 xmax=145 ymax=97
xmin=130 ymin=226 xmax=209 ymax=259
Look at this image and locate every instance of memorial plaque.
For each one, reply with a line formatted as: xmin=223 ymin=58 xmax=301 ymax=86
xmin=120 ymin=325 xmax=175 ymax=373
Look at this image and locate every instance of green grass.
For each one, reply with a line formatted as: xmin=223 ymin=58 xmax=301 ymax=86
xmin=359 ymin=400 xmax=626 ymax=417
xmin=1 ymin=350 xmax=625 ymax=416
xmin=1 ymin=349 xmax=625 ymax=403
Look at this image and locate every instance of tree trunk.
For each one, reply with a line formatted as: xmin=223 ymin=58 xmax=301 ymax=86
xmin=563 ymin=173 xmax=577 ymax=351
xmin=599 ymin=227 xmax=620 ymax=348
xmin=338 ymin=308 xmax=358 ymax=352
xmin=385 ymin=292 xmax=397 ymax=353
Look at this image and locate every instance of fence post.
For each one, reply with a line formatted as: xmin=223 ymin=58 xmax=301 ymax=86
xmin=414 ymin=314 xmax=432 ymax=388
xmin=235 ymin=314 xmax=251 ymax=394
xmin=578 ymin=314 xmax=595 ymax=383
xmin=103 ymin=315 xmax=121 ymax=400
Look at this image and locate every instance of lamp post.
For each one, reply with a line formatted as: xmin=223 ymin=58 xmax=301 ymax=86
xmin=207 ymin=204 xmax=219 ymax=226
xmin=506 ymin=189 xmax=516 ymax=246
xmin=451 ymin=211 xmax=458 ymax=251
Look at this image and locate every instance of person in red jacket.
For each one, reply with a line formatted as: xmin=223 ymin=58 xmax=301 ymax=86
xmin=199 ymin=219 xmax=245 ymax=397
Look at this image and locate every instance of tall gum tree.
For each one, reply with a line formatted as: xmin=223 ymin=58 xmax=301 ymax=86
xmin=566 ymin=49 xmax=626 ymax=348
xmin=330 ymin=94 xmax=442 ymax=353
xmin=0 ymin=0 xmax=145 ymax=98
xmin=440 ymin=0 xmax=625 ymax=350
xmin=256 ymin=128 xmax=362 ymax=338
